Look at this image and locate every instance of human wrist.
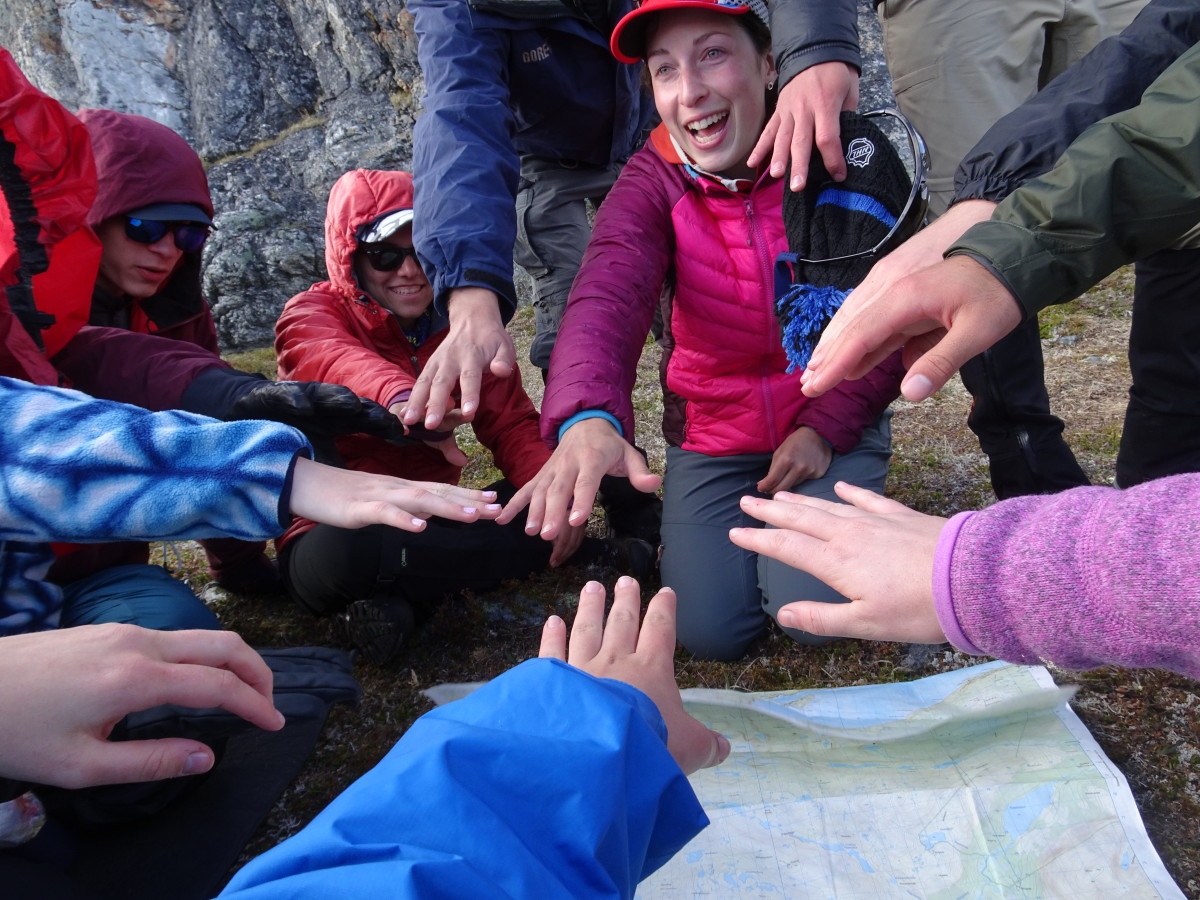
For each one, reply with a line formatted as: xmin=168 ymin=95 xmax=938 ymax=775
xmin=446 ymin=287 xmax=503 ymax=327
xmin=558 ymin=410 xmax=623 ymax=444
xmin=932 ymin=511 xmax=983 ymax=655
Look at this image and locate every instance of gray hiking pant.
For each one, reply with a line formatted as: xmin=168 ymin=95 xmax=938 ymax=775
xmin=514 ymin=156 xmax=623 ymax=370
xmin=661 ymin=413 xmax=893 ymax=661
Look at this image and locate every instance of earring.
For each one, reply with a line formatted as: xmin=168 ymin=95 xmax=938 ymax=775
xmin=767 ymin=79 xmax=776 ymax=90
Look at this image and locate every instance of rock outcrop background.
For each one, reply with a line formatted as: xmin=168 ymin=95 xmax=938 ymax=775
xmin=0 ymin=0 xmax=890 ymax=349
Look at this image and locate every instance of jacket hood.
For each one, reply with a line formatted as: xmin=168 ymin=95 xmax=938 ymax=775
xmin=78 ymin=109 xmax=214 ymax=227
xmin=325 ymin=169 xmax=416 ymax=299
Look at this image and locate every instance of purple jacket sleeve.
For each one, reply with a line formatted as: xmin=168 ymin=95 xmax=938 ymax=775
xmin=932 ymin=475 xmax=1200 ymax=679
xmin=541 ymin=147 xmax=678 ymax=444
xmin=51 ymin=325 xmax=227 ymax=411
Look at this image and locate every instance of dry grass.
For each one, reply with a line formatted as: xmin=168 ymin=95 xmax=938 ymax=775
xmin=191 ymin=267 xmax=1197 ymax=896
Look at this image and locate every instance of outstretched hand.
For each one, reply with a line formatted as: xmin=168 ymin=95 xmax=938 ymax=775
xmin=799 ymin=250 xmax=1023 ymax=402
xmin=729 ymin=482 xmax=948 ymax=643
xmin=289 ymin=456 xmax=501 ymax=532
xmin=0 ymin=625 xmax=284 ymax=789
xmin=498 ymin=417 xmax=661 ymax=540
xmin=747 ymin=62 xmax=859 ymax=191
xmin=401 ymin=287 xmax=516 ymax=431
xmin=539 ymin=577 xmax=729 ymax=775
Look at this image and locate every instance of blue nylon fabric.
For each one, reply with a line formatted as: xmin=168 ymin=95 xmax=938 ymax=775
xmin=220 ymin=659 xmax=708 ymax=900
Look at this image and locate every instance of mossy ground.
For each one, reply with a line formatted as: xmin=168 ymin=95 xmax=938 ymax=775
xmin=193 ymin=266 xmax=1197 ymax=895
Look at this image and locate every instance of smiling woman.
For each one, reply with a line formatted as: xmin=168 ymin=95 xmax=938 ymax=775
xmin=502 ymin=0 xmax=907 ymax=661
xmin=625 ymin=2 xmax=774 ymax=181
xmin=272 ymin=168 xmax=612 ymax=663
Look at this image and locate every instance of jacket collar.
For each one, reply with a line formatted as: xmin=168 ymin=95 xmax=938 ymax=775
xmin=649 ymin=123 xmax=758 ymax=194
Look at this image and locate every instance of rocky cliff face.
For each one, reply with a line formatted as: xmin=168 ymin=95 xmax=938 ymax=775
xmin=0 ymin=0 xmax=890 ymax=349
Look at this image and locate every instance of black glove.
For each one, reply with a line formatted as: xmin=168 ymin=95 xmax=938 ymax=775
xmin=181 ymin=369 xmax=417 ymax=465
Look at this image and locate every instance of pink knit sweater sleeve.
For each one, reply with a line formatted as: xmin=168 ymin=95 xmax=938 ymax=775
xmin=932 ymin=474 xmax=1200 ymax=679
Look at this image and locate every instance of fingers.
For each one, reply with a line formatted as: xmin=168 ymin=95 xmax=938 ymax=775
xmin=599 ymin=575 xmax=645 ymax=659
xmin=487 ymin=332 xmax=517 ymax=381
xmin=567 ymin=581 xmax=607 ymax=664
xmin=538 ymin=614 xmax=567 ymax=661
xmin=621 ymin=444 xmax=663 ymax=496
xmin=900 ymin=332 xmax=982 ymax=402
xmin=429 ymin=435 xmax=469 ymax=467
xmin=71 ymin=738 xmax=219 ymax=789
xmin=811 ymin=106 xmax=845 ymax=184
xmin=454 ymin=363 xmax=483 ymax=424
xmin=549 ymin=523 xmax=587 ymax=568
xmin=800 ymin=318 xmax=906 ymax=397
xmin=780 ymin=107 xmax=814 ymax=188
xmin=635 ymin=587 xmax=679 ymax=661
xmin=746 ymin=110 xmax=782 ymax=172
xmin=401 ymin=372 xmax=433 ymax=428
xmin=830 ymin=480 xmax=912 ymax=514
xmin=409 ymin=365 xmax=462 ymax=430
xmin=756 ymin=458 xmax=787 ymax=495
xmin=148 ymin=660 xmax=285 ymax=733
xmin=527 ymin=464 xmax=597 ymax=539
xmin=496 ymin=481 xmax=533 ymax=525
xmin=776 ymin=599 xmax=858 ymax=638
xmin=729 ymin=513 xmax=827 ymax=575
xmin=150 ymin=628 xmax=276 ymax=705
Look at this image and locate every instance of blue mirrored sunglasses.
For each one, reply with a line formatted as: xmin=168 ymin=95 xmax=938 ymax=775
xmin=124 ymin=216 xmax=210 ymax=253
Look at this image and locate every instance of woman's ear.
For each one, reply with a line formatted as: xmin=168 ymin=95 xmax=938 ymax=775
xmin=764 ymin=53 xmax=778 ymax=90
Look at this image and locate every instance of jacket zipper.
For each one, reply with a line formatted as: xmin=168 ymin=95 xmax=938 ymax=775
xmin=745 ymin=195 xmax=781 ymax=445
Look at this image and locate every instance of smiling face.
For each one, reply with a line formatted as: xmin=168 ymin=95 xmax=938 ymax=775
xmin=353 ymin=225 xmax=433 ymax=329
xmin=95 ymin=216 xmax=184 ymax=300
xmin=645 ymin=9 xmax=775 ymax=181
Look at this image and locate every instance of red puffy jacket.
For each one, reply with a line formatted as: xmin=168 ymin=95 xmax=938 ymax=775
xmin=0 ymin=48 xmax=101 ymax=384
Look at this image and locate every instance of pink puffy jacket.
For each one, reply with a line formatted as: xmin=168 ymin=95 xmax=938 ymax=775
xmin=543 ymin=125 xmax=903 ymax=456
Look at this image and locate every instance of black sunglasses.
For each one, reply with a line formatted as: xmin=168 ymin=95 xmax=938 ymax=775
xmin=359 ymin=243 xmax=421 ymax=272
xmin=124 ymin=217 xmax=210 ymax=253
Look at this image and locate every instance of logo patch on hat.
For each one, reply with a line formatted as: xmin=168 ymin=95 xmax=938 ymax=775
xmin=846 ymin=137 xmax=875 ymax=169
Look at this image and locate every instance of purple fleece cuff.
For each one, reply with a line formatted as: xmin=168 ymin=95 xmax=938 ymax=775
xmin=932 ymin=511 xmax=984 ymax=656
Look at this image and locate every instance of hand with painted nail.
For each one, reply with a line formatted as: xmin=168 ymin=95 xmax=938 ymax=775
xmin=730 ymin=482 xmax=948 ymax=643
xmin=800 ymin=252 xmax=1023 ymax=402
xmin=288 ymin=455 xmax=501 ymax=532
xmin=0 ymin=625 xmax=283 ymax=789
xmin=497 ymin=418 xmax=660 ymax=541
xmin=540 ymin=577 xmax=730 ymax=775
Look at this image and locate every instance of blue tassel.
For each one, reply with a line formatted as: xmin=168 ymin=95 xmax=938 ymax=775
xmin=775 ymin=283 xmax=848 ymax=373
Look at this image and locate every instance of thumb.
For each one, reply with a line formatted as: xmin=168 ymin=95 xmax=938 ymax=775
xmin=83 ymin=738 xmax=216 ymax=787
xmin=623 ymin=446 xmax=662 ymax=493
xmin=777 ymin=600 xmax=853 ymax=639
xmin=901 ymin=335 xmax=977 ymax=402
xmin=489 ymin=337 xmax=517 ymax=379
xmin=433 ymin=437 xmax=469 ymax=467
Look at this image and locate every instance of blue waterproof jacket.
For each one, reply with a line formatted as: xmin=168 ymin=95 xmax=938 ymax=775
xmin=410 ymin=0 xmax=860 ymax=317
xmin=220 ymin=658 xmax=708 ymax=899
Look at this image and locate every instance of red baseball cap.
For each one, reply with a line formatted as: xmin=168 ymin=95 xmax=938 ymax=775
xmin=610 ymin=0 xmax=766 ymax=64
